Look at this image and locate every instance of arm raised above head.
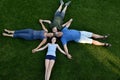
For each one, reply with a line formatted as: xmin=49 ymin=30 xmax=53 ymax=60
xmin=62 ymin=18 xmax=73 ymax=28
xmin=39 ymin=19 xmax=48 ymax=32
xmin=39 ymin=19 xmax=51 ymax=24
xmin=43 ymin=20 xmax=51 ymax=24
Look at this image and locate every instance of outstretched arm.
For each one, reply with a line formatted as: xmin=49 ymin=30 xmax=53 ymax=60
xmin=63 ymin=44 xmax=72 ymax=59
xmin=39 ymin=19 xmax=48 ymax=32
xmin=62 ymin=18 xmax=73 ymax=28
xmin=36 ymin=43 xmax=48 ymax=51
xmin=57 ymin=44 xmax=66 ymax=55
xmin=32 ymin=38 xmax=47 ymax=53
xmin=32 ymin=43 xmax=48 ymax=53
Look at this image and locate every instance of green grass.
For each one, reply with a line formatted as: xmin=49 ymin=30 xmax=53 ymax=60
xmin=0 ymin=0 xmax=120 ymax=80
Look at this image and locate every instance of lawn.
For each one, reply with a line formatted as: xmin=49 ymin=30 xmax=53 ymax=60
xmin=0 ymin=0 xmax=120 ymax=80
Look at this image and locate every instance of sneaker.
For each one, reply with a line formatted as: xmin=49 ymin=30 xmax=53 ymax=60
xmin=104 ymin=43 xmax=112 ymax=47
xmin=103 ymin=34 xmax=110 ymax=39
xmin=60 ymin=0 xmax=64 ymax=5
xmin=65 ymin=1 xmax=71 ymax=6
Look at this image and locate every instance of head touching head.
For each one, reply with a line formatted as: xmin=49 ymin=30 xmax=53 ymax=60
xmin=51 ymin=37 xmax=56 ymax=43
xmin=52 ymin=27 xmax=58 ymax=32
xmin=54 ymin=32 xmax=63 ymax=37
xmin=47 ymin=33 xmax=54 ymax=38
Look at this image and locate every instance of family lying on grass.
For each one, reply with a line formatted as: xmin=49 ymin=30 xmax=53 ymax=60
xmin=2 ymin=0 xmax=111 ymax=80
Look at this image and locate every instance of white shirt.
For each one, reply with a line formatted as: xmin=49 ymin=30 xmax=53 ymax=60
xmin=46 ymin=43 xmax=57 ymax=57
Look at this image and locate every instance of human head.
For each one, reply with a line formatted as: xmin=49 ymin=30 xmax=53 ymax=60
xmin=52 ymin=27 xmax=58 ymax=33
xmin=54 ymin=32 xmax=63 ymax=37
xmin=46 ymin=33 xmax=54 ymax=38
xmin=51 ymin=37 xmax=56 ymax=43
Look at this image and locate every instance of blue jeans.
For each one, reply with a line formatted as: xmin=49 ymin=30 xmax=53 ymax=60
xmin=13 ymin=29 xmax=34 ymax=40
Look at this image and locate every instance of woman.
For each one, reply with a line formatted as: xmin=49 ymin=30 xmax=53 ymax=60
xmin=32 ymin=37 xmax=70 ymax=80
xmin=2 ymin=19 xmax=54 ymax=50
xmin=40 ymin=0 xmax=71 ymax=32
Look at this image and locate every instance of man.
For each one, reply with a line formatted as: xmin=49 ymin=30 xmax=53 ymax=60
xmin=41 ymin=0 xmax=71 ymax=32
xmin=54 ymin=19 xmax=111 ymax=59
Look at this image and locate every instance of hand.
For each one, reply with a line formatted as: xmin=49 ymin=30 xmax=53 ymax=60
xmin=39 ymin=19 xmax=43 ymax=23
xmin=47 ymin=21 xmax=51 ymax=24
xmin=67 ymin=54 xmax=72 ymax=59
xmin=32 ymin=49 xmax=37 ymax=53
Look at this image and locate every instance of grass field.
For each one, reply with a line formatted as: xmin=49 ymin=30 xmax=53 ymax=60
xmin=0 ymin=0 xmax=120 ymax=80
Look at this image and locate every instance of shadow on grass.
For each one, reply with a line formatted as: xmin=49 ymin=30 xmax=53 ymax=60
xmin=85 ymin=46 xmax=120 ymax=76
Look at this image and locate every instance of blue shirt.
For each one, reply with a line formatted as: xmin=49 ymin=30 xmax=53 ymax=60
xmin=61 ymin=27 xmax=81 ymax=45
xmin=33 ymin=30 xmax=46 ymax=40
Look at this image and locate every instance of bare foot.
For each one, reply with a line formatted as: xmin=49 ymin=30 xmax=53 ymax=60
xmin=2 ymin=33 xmax=7 ymax=36
xmin=4 ymin=29 xmax=14 ymax=34
xmin=4 ymin=29 xmax=11 ymax=33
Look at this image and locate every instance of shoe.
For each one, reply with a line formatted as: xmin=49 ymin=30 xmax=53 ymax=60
xmin=60 ymin=0 xmax=64 ymax=5
xmin=103 ymin=34 xmax=110 ymax=39
xmin=65 ymin=1 xmax=71 ymax=6
xmin=104 ymin=43 xmax=112 ymax=47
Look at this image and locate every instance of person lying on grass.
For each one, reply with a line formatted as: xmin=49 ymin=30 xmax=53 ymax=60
xmin=32 ymin=37 xmax=71 ymax=80
xmin=54 ymin=18 xmax=111 ymax=59
xmin=2 ymin=19 xmax=54 ymax=50
xmin=40 ymin=0 xmax=71 ymax=33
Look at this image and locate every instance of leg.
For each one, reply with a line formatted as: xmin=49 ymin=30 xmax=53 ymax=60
xmin=55 ymin=0 xmax=64 ymax=15
xmin=92 ymin=40 xmax=105 ymax=46
xmin=13 ymin=33 xmax=33 ymax=40
xmin=4 ymin=29 xmax=15 ymax=34
xmin=80 ymin=31 xmax=93 ymax=38
xmin=13 ymin=29 xmax=33 ymax=40
xmin=92 ymin=40 xmax=111 ymax=47
xmin=45 ymin=59 xmax=50 ymax=80
xmin=65 ymin=1 xmax=71 ymax=6
xmin=2 ymin=33 xmax=14 ymax=37
xmin=14 ymin=29 xmax=32 ymax=34
xmin=46 ymin=60 xmax=55 ymax=80
xmin=3 ymin=29 xmax=33 ymax=40
xmin=81 ymin=31 xmax=109 ymax=39
xmin=78 ymin=34 xmax=111 ymax=47
xmin=79 ymin=31 xmax=111 ymax=47
xmin=61 ymin=1 xmax=71 ymax=18
xmin=92 ymin=33 xmax=110 ymax=39
xmin=92 ymin=33 xmax=105 ymax=39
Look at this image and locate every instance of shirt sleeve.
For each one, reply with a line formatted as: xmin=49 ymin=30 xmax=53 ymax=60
xmin=62 ymin=27 xmax=68 ymax=31
xmin=61 ymin=38 xmax=67 ymax=45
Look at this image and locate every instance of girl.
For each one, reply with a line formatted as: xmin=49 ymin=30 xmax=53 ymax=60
xmin=32 ymin=37 xmax=70 ymax=80
xmin=2 ymin=19 xmax=54 ymax=50
xmin=40 ymin=0 xmax=71 ymax=32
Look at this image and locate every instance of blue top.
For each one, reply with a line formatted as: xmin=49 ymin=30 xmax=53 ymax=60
xmin=33 ymin=30 xmax=46 ymax=40
xmin=61 ymin=27 xmax=81 ymax=45
xmin=46 ymin=43 xmax=58 ymax=57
